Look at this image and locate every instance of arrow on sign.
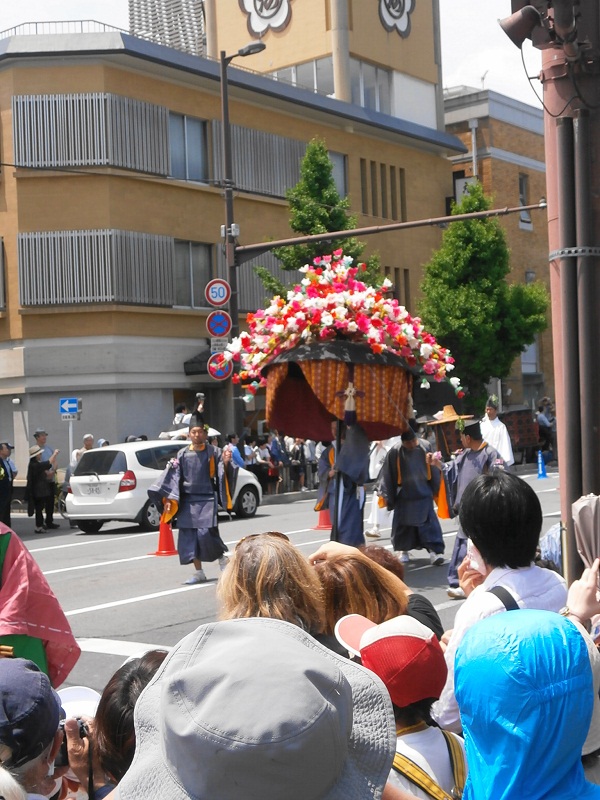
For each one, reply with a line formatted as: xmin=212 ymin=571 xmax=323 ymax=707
xmin=59 ymin=397 xmax=78 ymax=413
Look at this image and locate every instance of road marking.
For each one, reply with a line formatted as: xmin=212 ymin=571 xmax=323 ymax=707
xmin=44 ymin=555 xmax=154 ymax=575
xmin=434 ymin=599 xmax=464 ymax=611
xmin=29 ymin=532 xmax=155 ymax=553
xmin=77 ymin=638 xmax=170 ymax=657
xmin=65 ymin=583 xmax=214 ymax=616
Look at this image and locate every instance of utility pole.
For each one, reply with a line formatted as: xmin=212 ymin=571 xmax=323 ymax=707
xmin=501 ymin=1 xmax=600 ymax=583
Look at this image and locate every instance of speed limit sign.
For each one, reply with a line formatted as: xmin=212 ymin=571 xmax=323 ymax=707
xmin=205 ymin=279 xmax=231 ymax=308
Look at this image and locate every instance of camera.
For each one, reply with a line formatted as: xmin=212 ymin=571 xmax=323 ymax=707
xmin=54 ymin=718 xmax=88 ymax=767
xmin=196 ymin=393 xmax=205 ymax=400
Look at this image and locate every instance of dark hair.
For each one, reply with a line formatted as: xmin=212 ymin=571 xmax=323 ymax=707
xmin=93 ymin=650 xmax=168 ymax=782
xmin=227 ymin=433 xmax=238 ymax=443
xmin=359 ymin=544 xmax=405 ymax=581
xmin=459 ymin=472 xmax=542 ymax=568
xmin=393 ymin=698 xmax=436 ymax=726
xmin=175 ymin=403 xmax=187 ymax=414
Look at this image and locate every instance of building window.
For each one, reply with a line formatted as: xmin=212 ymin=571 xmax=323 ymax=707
xmin=521 ymin=339 xmax=538 ymax=373
xmin=315 ymin=57 xmax=335 ymax=95
xmin=370 ymin=161 xmax=378 ymax=217
xmin=349 ymin=58 xmax=392 ymax=112
xmin=329 ymin=151 xmax=347 ymax=197
xmin=360 ymin=159 xmax=369 ymax=214
xmin=380 ymin=164 xmax=388 ymax=219
xmin=399 ymin=168 xmax=407 ymax=222
xmin=174 ymin=241 xmax=212 ymax=307
xmin=403 ymin=268 xmax=411 ymax=310
xmin=519 ymin=173 xmax=532 ymax=229
xmin=169 ymin=113 xmax=208 ymax=181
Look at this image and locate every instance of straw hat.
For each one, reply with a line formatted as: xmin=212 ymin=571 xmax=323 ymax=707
xmin=426 ymin=405 xmax=473 ymax=426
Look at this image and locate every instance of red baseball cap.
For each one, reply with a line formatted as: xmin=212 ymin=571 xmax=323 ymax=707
xmin=335 ymin=614 xmax=447 ymax=708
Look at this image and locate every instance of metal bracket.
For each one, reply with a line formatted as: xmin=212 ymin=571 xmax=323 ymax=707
xmin=549 ymin=246 xmax=600 ymax=260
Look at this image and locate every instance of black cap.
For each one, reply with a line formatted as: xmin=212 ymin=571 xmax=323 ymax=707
xmin=188 ymin=412 xmax=206 ymax=430
xmin=401 ymin=427 xmax=417 ymax=442
xmin=0 ymin=442 xmax=14 ymax=449
xmin=458 ymin=419 xmax=482 ymax=439
xmin=486 ymin=395 xmax=499 ymax=410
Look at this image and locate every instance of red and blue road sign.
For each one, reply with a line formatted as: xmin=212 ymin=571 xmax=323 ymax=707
xmin=206 ymin=310 xmax=232 ymax=337
xmin=207 ymin=354 xmax=233 ymax=381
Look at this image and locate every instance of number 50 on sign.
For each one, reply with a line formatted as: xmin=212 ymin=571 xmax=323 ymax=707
xmin=205 ymin=279 xmax=231 ymax=307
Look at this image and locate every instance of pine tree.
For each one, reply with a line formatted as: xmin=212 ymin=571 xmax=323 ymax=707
xmin=418 ymin=182 xmax=549 ymax=412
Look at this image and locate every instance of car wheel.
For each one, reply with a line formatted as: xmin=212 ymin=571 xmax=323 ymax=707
xmin=77 ymin=520 xmax=104 ymax=534
xmin=140 ymin=500 xmax=162 ymax=532
xmin=234 ymin=485 xmax=259 ymax=518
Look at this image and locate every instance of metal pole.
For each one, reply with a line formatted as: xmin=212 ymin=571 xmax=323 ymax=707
xmin=556 ymin=115 xmax=582 ymax=584
xmin=574 ymin=111 xmax=599 ymax=495
xmin=235 ymin=202 xmax=547 ymax=259
xmin=220 ymin=51 xmax=243 ymax=436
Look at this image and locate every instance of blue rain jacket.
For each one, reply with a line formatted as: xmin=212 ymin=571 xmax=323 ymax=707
xmin=455 ymin=609 xmax=600 ymax=799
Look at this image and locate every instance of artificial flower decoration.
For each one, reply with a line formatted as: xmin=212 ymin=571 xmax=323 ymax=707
xmin=217 ymin=250 xmax=463 ymax=396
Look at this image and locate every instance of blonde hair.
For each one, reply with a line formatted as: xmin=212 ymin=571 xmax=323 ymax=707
xmin=314 ymin=551 xmax=409 ymax=634
xmin=218 ymin=534 xmax=326 ymax=634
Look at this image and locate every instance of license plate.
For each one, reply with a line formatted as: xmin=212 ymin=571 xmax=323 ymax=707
xmin=86 ymin=485 xmax=101 ymax=495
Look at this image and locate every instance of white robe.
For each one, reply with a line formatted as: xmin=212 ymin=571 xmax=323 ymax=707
xmin=480 ymin=415 xmax=515 ymax=466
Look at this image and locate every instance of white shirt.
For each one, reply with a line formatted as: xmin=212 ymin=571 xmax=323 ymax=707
xmin=432 ymin=564 xmax=567 ymax=732
xmin=480 ymin=415 xmax=514 ymax=466
xmin=387 ymin=726 xmax=466 ymax=799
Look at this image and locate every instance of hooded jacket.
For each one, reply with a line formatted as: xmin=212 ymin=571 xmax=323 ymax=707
xmin=455 ymin=609 xmax=600 ymax=799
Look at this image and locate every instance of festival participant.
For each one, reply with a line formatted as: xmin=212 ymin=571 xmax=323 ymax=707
xmin=378 ymin=427 xmax=444 ymax=566
xmin=148 ymin=413 xmax=237 ymax=585
xmin=0 ymin=522 xmax=80 ymax=684
xmin=217 ymin=531 xmax=346 ymax=653
xmin=316 ymin=420 xmax=370 ymax=546
xmin=480 ymin=394 xmax=514 ymax=466
xmin=428 ymin=419 xmax=502 ymax=598
xmin=455 ymin=609 xmax=600 ymax=799
xmin=109 ymin=618 xmax=397 ymax=800
xmin=310 ymin=541 xmax=443 ymax=640
xmin=335 ymin=614 xmax=466 ymax=800
xmin=432 ymin=471 xmax=566 ymax=733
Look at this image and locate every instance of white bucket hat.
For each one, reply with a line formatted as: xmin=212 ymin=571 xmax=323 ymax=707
xmin=116 ymin=617 xmax=396 ymax=800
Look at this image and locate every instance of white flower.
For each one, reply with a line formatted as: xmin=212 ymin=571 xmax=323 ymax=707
xmin=450 ymin=377 xmax=461 ymax=388
xmin=420 ymin=343 xmax=433 ymax=359
xmin=321 ymin=312 xmax=334 ymax=327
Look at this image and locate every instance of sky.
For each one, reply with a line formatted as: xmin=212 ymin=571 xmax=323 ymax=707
xmin=0 ymin=1 xmax=543 ymax=108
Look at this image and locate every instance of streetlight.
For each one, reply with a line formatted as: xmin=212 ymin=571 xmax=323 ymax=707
xmin=220 ymin=41 xmax=266 ymax=436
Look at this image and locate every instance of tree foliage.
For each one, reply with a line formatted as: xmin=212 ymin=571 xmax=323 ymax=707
xmin=257 ymin=137 xmax=382 ymax=288
xmin=418 ymin=182 xmax=549 ymax=412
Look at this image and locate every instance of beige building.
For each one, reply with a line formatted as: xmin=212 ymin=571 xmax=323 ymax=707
xmin=444 ymin=86 xmax=552 ymax=408
xmin=0 ymin=2 xmax=464 ymax=472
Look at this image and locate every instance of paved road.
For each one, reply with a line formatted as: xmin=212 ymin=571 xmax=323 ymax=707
xmin=11 ymin=466 xmax=560 ymax=693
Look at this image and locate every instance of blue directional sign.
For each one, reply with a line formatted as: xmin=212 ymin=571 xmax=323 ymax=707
xmin=59 ymin=397 xmax=78 ymax=414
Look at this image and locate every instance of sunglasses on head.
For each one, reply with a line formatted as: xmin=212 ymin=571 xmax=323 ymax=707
xmin=235 ymin=531 xmax=290 ymax=551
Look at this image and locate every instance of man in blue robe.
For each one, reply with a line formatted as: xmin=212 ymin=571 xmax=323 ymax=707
xmin=317 ymin=421 xmax=369 ymax=547
xmin=378 ymin=427 xmax=445 ymax=566
xmin=148 ymin=415 xmax=237 ymax=584
xmin=429 ymin=419 xmax=501 ymax=598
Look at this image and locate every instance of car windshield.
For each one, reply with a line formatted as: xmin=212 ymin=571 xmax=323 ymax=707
xmin=136 ymin=445 xmax=182 ymax=470
xmin=74 ymin=450 xmax=127 ymax=476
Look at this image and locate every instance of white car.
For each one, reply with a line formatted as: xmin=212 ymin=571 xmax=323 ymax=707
xmin=65 ymin=440 xmax=262 ymax=533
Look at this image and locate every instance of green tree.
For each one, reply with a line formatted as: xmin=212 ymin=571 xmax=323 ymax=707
xmin=418 ymin=182 xmax=549 ymax=412
xmin=254 ymin=138 xmax=381 ymax=294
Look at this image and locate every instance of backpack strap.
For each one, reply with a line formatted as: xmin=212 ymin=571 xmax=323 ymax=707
xmin=392 ymin=752 xmax=454 ymax=800
xmin=487 ymin=585 xmax=519 ymax=611
xmin=441 ymin=730 xmax=466 ymax=798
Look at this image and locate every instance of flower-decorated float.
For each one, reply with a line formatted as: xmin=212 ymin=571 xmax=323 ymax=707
xmin=215 ymin=250 xmax=463 ymax=440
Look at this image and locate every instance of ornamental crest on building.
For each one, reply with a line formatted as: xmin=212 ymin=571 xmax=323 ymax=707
xmin=379 ymin=0 xmax=415 ymax=38
xmin=239 ymin=0 xmax=292 ymax=36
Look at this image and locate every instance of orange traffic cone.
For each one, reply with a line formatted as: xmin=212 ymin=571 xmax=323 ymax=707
xmin=151 ymin=518 xmax=178 ymax=556
xmin=312 ymin=508 xmax=332 ymax=530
